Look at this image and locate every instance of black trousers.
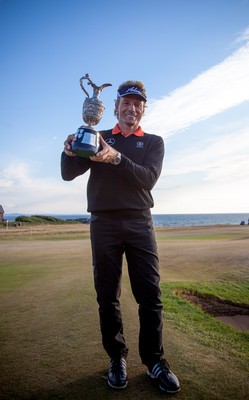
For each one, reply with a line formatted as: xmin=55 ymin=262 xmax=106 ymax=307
xmin=90 ymin=214 xmax=164 ymax=368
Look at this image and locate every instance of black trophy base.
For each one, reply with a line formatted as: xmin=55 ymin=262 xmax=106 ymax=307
xmin=71 ymin=126 xmax=99 ymax=158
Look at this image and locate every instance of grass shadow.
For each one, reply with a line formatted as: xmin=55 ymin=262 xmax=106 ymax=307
xmin=1 ymin=371 xmax=170 ymax=400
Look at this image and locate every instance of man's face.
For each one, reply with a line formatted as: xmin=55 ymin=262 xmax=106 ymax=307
xmin=116 ymin=95 xmax=145 ymax=128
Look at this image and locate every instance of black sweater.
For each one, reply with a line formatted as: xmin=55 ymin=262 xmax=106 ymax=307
xmin=61 ymin=129 xmax=164 ymax=213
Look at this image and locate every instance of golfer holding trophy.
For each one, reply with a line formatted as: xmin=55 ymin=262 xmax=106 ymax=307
xmin=61 ymin=75 xmax=180 ymax=394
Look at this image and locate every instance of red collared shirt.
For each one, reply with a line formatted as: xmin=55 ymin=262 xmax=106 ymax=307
xmin=112 ymin=123 xmax=144 ymax=137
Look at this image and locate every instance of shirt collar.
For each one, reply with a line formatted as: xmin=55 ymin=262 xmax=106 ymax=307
xmin=112 ymin=123 xmax=144 ymax=137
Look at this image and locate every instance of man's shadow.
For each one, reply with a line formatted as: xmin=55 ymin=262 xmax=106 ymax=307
xmin=11 ymin=370 xmax=163 ymax=400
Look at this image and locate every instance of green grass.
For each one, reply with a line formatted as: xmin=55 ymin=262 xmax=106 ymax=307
xmin=0 ymin=225 xmax=249 ymax=400
xmin=20 ymin=232 xmax=87 ymax=240
xmin=0 ymin=227 xmax=88 ymax=241
xmin=0 ymin=263 xmax=47 ymax=290
xmin=161 ymin=280 xmax=249 ymax=367
xmin=169 ymin=279 xmax=249 ymax=303
xmin=157 ymin=233 xmax=242 ymax=240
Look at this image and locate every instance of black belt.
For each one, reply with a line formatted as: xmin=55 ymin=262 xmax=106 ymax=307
xmin=91 ymin=209 xmax=151 ymax=220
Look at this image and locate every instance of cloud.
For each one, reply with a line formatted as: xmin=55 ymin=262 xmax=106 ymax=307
xmin=0 ymin=162 xmax=88 ymax=214
xmin=235 ymin=26 xmax=249 ymax=44
xmin=165 ymin=120 xmax=249 ymax=181
xmin=152 ymin=116 xmax=249 ymax=213
xmin=153 ymin=176 xmax=249 ymax=214
xmin=141 ymin=27 xmax=249 ymax=213
xmin=143 ymin=29 xmax=249 ymax=138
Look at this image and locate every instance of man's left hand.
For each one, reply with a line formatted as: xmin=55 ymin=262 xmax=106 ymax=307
xmin=90 ymin=136 xmax=118 ymax=163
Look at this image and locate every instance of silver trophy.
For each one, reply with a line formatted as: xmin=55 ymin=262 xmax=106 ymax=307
xmin=71 ymin=73 xmax=112 ymax=158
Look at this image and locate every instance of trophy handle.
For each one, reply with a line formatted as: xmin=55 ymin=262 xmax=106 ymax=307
xmin=80 ymin=73 xmax=112 ymax=99
xmin=80 ymin=75 xmax=90 ymax=98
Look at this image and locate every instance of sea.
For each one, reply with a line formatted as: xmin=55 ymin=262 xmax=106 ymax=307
xmin=4 ymin=213 xmax=249 ymax=227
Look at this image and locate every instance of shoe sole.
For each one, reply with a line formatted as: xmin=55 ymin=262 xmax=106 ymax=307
xmin=108 ymin=380 xmax=128 ymax=389
xmin=159 ymin=384 xmax=180 ymax=394
xmin=147 ymin=371 xmax=180 ymax=394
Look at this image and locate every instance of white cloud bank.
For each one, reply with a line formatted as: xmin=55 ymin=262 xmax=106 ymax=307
xmin=153 ymin=119 xmax=249 ymax=214
xmin=0 ymin=163 xmax=88 ymax=214
xmin=143 ymin=31 xmax=249 ymax=138
xmin=165 ymin=120 xmax=249 ymax=181
xmin=142 ymin=28 xmax=249 ymax=214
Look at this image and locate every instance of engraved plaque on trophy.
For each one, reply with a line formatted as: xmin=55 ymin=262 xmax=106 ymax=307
xmin=71 ymin=73 xmax=112 ymax=158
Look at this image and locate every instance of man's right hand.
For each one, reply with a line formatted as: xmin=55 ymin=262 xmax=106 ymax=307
xmin=64 ymin=134 xmax=76 ymax=156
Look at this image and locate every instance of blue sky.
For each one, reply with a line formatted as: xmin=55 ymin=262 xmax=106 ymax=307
xmin=0 ymin=0 xmax=249 ymax=215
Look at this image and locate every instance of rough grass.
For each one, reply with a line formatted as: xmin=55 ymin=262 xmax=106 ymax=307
xmin=161 ymin=281 xmax=249 ymax=360
xmin=0 ymin=224 xmax=249 ymax=400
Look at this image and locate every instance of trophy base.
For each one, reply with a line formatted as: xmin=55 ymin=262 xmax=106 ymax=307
xmin=71 ymin=125 xmax=99 ymax=158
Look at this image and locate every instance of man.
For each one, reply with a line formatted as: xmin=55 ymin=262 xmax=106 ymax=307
xmin=61 ymin=80 xmax=180 ymax=394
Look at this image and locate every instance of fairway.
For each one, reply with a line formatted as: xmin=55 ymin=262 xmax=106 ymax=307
xmin=0 ymin=224 xmax=248 ymax=400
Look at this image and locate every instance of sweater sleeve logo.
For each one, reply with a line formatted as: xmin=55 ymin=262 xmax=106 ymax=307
xmin=136 ymin=141 xmax=144 ymax=148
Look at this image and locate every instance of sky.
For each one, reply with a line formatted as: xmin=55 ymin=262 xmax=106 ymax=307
xmin=0 ymin=0 xmax=249 ymax=216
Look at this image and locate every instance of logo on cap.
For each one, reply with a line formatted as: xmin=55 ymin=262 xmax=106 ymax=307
xmin=126 ymin=87 xmax=142 ymax=96
xmin=117 ymin=85 xmax=147 ymax=101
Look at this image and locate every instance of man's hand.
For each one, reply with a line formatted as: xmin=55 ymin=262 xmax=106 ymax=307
xmin=90 ymin=136 xmax=118 ymax=163
xmin=64 ymin=134 xmax=76 ymax=157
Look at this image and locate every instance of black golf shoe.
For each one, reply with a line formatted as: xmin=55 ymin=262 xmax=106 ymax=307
xmin=147 ymin=359 xmax=180 ymax=394
xmin=107 ymin=357 xmax=128 ymax=389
